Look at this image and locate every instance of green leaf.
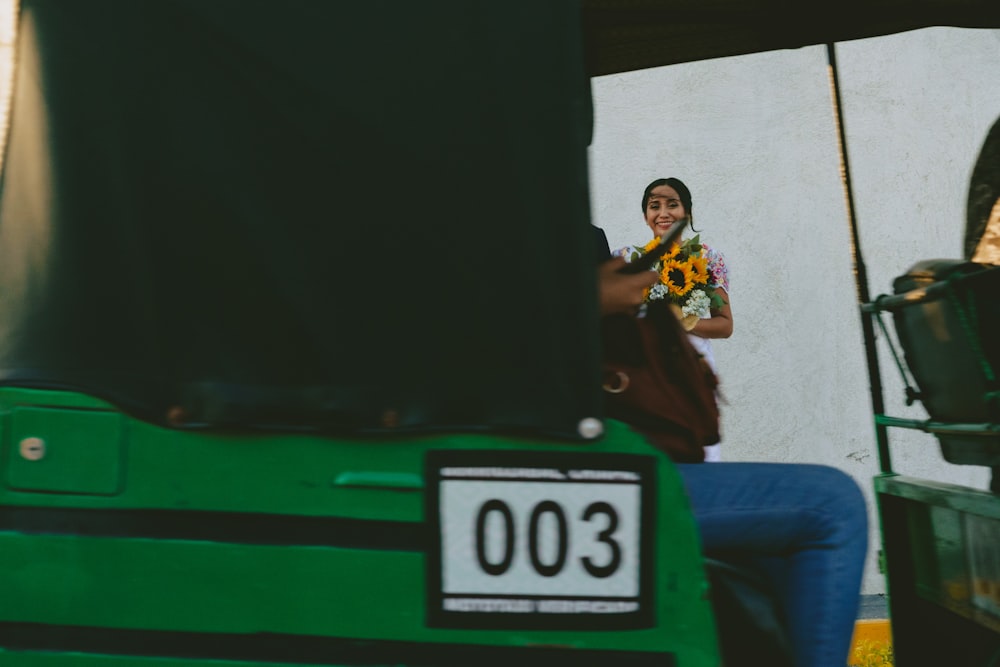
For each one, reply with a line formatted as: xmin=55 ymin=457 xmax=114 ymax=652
xmin=709 ymin=292 xmax=727 ymax=308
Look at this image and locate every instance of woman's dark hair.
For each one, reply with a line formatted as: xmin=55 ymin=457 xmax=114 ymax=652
xmin=641 ymin=177 xmax=699 ymax=232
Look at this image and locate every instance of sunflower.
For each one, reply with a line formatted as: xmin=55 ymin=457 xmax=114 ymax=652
xmin=660 ymin=259 xmax=696 ymax=297
xmin=688 ymin=254 xmax=710 ymax=284
xmin=643 ymin=237 xmax=682 ymax=261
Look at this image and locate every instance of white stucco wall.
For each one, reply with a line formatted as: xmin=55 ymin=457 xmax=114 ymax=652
xmin=587 ymin=27 xmax=1000 ymax=594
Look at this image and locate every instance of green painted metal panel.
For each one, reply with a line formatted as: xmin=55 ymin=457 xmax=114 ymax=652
xmin=0 ymin=533 xmax=712 ymax=650
xmin=0 ymin=536 xmax=424 ymax=638
xmin=0 ymin=655 xmax=291 ymax=667
xmin=3 ymin=407 xmax=124 ymax=495
xmin=0 ymin=387 xmax=720 ymax=665
xmin=874 ymin=473 xmax=1000 ymax=664
xmin=875 ymin=474 xmax=1000 ymax=520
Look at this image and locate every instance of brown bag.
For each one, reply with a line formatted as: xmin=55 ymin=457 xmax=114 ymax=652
xmin=601 ymin=302 xmax=721 ymax=462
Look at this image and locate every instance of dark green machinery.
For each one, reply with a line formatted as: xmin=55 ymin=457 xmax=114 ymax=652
xmin=862 ymin=258 xmax=1000 ymax=664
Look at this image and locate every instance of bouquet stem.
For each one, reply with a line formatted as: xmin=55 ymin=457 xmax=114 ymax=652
xmin=669 ymin=304 xmax=701 ymax=331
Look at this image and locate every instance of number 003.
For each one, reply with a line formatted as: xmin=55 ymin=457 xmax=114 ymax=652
xmin=474 ymin=499 xmax=622 ymax=579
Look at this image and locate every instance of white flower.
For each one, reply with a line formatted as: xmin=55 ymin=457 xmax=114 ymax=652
xmin=682 ymin=289 xmax=711 ymax=318
xmin=648 ymin=283 xmax=670 ymax=301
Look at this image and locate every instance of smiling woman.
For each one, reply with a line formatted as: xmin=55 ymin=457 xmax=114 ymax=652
xmin=613 ymin=177 xmax=733 ymax=462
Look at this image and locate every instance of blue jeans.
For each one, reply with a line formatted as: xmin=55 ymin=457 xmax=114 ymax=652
xmin=676 ymin=462 xmax=868 ymax=667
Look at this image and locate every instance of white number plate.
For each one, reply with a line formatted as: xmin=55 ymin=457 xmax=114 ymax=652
xmin=426 ymin=451 xmax=655 ymax=629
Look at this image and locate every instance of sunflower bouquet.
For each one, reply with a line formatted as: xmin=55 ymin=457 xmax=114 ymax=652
xmin=623 ymin=235 xmax=727 ymax=330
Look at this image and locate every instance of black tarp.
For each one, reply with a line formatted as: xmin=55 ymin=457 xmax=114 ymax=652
xmin=582 ymin=0 xmax=1000 ymax=76
xmin=0 ymin=0 xmax=601 ymax=438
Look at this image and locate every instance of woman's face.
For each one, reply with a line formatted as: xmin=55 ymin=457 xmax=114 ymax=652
xmin=644 ymin=184 xmax=687 ymax=238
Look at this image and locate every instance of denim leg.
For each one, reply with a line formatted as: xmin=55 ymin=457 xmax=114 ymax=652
xmin=675 ymin=462 xmax=868 ymax=667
